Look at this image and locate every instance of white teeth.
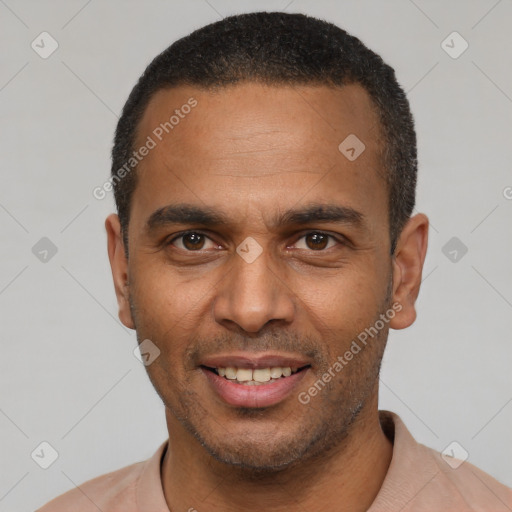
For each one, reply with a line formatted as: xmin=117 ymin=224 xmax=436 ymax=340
xmin=225 ymin=367 xmax=237 ymax=380
xmin=236 ymin=368 xmax=253 ymax=382
xmin=253 ymin=368 xmax=271 ymax=382
xmin=269 ymin=367 xmax=283 ymax=378
xmin=214 ymin=365 xmax=301 ymax=383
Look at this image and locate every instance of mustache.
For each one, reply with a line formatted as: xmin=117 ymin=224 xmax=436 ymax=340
xmin=129 ymin=295 xmax=326 ymax=365
xmin=185 ymin=330 xmax=327 ymax=368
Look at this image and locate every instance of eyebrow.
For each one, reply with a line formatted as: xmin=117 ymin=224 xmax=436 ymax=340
xmin=145 ymin=202 xmax=365 ymax=233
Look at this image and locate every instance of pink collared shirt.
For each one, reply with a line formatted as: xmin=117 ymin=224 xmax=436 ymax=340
xmin=36 ymin=411 xmax=512 ymax=511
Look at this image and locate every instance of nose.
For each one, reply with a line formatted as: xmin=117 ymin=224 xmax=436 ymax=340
xmin=212 ymin=244 xmax=295 ymax=334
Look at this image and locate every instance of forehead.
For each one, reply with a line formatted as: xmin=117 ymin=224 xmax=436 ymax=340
xmin=131 ymin=82 xmax=387 ymax=233
xmin=137 ymin=81 xmax=383 ymax=161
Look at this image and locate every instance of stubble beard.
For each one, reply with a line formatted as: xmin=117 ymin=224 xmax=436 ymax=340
xmin=130 ymin=279 xmax=392 ymax=479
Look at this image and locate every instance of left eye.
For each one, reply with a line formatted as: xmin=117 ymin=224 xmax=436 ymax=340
xmin=293 ymin=232 xmax=338 ymax=251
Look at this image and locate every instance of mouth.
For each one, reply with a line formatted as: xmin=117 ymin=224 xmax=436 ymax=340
xmin=201 ymin=364 xmax=310 ymax=385
xmin=199 ymin=354 xmax=312 ymax=408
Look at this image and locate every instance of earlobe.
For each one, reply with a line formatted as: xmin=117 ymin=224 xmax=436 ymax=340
xmin=389 ymin=213 xmax=429 ymax=330
xmin=105 ymin=214 xmax=135 ymax=330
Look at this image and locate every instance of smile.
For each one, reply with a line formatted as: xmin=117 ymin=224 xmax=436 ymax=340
xmin=201 ymin=364 xmax=311 ymax=407
xmin=204 ymin=365 xmax=308 ymax=385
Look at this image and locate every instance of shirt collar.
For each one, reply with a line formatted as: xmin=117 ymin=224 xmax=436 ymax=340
xmin=135 ymin=410 xmax=455 ymax=511
xmin=136 ymin=440 xmax=170 ymax=511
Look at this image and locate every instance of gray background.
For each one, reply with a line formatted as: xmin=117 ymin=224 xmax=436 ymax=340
xmin=1 ymin=0 xmax=511 ymax=510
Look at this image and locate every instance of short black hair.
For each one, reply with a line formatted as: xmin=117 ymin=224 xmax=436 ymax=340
xmin=111 ymin=11 xmax=417 ymax=256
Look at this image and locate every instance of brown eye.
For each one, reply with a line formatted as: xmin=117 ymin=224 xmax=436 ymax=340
xmin=182 ymin=233 xmax=205 ymax=250
xmin=169 ymin=232 xmax=215 ymax=251
xmin=305 ymin=233 xmax=328 ymax=250
xmin=293 ymin=232 xmax=338 ymax=251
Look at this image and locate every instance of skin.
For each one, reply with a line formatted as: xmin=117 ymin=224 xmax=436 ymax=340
xmin=106 ymin=82 xmax=428 ymax=511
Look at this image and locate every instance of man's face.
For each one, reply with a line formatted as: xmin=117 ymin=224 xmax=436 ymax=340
xmin=117 ymin=82 xmax=397 ymax=470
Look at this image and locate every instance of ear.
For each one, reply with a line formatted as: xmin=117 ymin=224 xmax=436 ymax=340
xmin=105 ymin=213 xmax=135 ymax=329
xmin=389 ymin=213 xmax=429 ymax=330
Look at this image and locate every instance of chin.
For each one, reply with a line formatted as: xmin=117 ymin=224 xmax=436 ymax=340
xmin=188 ymin=420 xmax=327 ymax=475
xmin=203 ymin=441 xmax=307 ymax=474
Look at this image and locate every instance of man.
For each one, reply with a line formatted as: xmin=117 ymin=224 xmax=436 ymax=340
xmin=38 ymin=11 xmax=512 ymax=512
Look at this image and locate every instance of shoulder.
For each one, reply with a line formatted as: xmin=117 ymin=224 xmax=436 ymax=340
xmin=375 ymin=411 xmax=512 ymax=511
xmin=35 ymin=459 xmax=145 ymax=512
xmin=425 ymin=445 xmax=512 ymax=510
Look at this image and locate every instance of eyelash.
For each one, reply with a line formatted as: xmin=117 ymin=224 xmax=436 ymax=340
xmin=166 ymin=230 xmax=345 ymax=252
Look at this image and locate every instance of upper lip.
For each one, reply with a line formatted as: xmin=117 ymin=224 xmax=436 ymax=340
xmin=200 ymin=352 xmax=312 ymax=370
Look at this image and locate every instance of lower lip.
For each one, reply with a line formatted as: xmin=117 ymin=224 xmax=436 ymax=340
xmin=202 ymin=367 xmax=309 ymax=408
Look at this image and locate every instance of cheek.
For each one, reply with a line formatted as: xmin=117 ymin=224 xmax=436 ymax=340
xmin=290 ymin=265 xmax=388 ymax=350
xmin=131 ymin=260 xmax=214 ymax=331
xmin=130 ymin=272 xmax=207 ymax=395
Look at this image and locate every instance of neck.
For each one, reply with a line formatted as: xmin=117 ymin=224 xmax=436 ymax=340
xmin=161 ymin=395 xmax=393 ymax=512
